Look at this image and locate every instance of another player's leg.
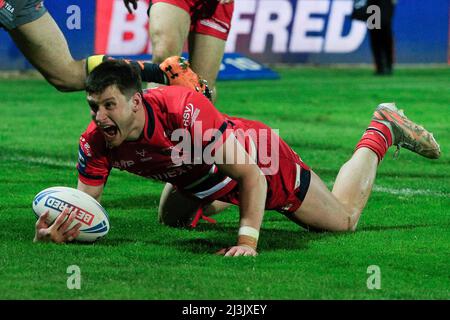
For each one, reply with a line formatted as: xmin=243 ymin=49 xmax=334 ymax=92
xmin=9 ymin=10 xmax=174 ymax=92
xmin=9 ymin=13 xmax=86 ymax=91
xmin=148 ymin=2 xmax=190 ymax=65
xmin=188 ymin=33 xmax=226 ymax=103
xmin=289 ymin=103 xmax=440 ymax=232
xmin=145 ymin=3 xmax=210 ymax=96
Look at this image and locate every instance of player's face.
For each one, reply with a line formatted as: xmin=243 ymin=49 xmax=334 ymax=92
xmin=87 ymin=85 xmax=137 ymax=148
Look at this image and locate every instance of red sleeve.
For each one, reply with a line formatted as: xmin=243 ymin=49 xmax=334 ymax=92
xmin=77 ymin=122 xmax=111 ymax=186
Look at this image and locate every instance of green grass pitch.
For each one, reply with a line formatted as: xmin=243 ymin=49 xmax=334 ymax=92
xmin=0 ymin=67 xmax=448 ymax=299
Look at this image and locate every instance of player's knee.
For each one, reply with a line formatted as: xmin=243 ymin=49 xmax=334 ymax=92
xmin=151 ymin=39 xmax=181 ymax=64
xmin=152 ymin=48 xmax=179 ymax=65
xmin=158 ymin=212 xmax=177 ymax=227
xmin=314 ymin=213 xmax=358 ymax=233
xmin=334 ymin=216 xmax=358 ymax=232
xmin=158 ymin=209 xmax=190 ymax=228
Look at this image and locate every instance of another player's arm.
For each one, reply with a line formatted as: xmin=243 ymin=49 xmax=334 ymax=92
xmin=214 ymin=134 xmax=267 ymax=257
xmin=77 ymin=180 xmax=104 ymax=203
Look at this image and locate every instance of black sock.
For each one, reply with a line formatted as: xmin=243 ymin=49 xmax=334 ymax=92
xmin=89 ymin=56 xmax=169 ymax=85
xmin=131 ymin=61 xmax=168 ymax=85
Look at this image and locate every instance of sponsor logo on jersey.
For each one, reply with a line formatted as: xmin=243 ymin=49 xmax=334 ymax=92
xmin=150 ymin=165 xmax=194 ymax=181
xmin=136 ymin=149 xmax=147 ymax=158
xmin=183 ymin=104 xmax=200 ymax=128
xmin=0 ymin=1 xmax=14 ymax=13
xmin=113 ymin=160 xmax=135 ymax=169
xmin=44 ymin=196 xmax=94 ymax=226
xmin=137 ymin=149 xmax=153 ymax=162
xmin=80 ymin=138 xmax=92 ymax=157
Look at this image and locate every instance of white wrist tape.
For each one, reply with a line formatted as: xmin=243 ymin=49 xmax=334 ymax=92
xmin=238 ymin=226 xmax=259 ymax=241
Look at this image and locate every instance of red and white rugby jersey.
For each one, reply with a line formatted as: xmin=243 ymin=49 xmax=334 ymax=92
xmin=77 ymin=86 xmax=239 ymax=202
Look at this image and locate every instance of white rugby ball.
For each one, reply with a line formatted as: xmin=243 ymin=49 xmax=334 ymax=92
xmin=32 ymin=186 xmax=110 ymax=242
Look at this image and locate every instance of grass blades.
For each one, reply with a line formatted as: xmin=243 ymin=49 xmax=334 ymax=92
xmin=0 ymin=66 xmax=448 ymax=299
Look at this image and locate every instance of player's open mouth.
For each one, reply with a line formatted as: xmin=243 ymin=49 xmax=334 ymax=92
xmin=101 ymin=125 xmax=118 ymax=138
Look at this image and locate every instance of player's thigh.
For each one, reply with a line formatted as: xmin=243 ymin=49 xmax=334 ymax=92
xmin=8 ymin=12 xmax=84 ymax=89
xmin=148 ymin=2 xmax=191 ymax=62
xmin=188 ymin=33 xmax=225 ymax=87
xmin=158 ymin=183 xmax=201 ymax=227
xmin=290 ymin=171 xmax=353 ymax=232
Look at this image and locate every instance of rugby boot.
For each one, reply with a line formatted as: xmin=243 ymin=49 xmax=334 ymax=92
xmin=160 ymin=56 xmax=212 ymax=101
xmin=372 ymin=103 xmax=441 ymax=159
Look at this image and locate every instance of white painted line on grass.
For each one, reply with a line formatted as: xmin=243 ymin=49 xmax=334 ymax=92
xmin=2 ymin=155 xmax=448 ymax=198
xmin=0 ymin=155 xmax=76 ymax=168
xmin=372 ymin=185 xmax=448 ymax=198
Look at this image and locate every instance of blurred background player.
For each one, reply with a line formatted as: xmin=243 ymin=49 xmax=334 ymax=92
xmin=34 ymin=61 xmax=441 ymax=257
xmin=352 ymin=0 xmax=397 ymax=75
xmin=368 ymin=0 xmax=396 ymax=75
xmin=123 ymin=0 xmax=235 ymax=102
xmin=1 ymin=0 xmax=207 ymax=93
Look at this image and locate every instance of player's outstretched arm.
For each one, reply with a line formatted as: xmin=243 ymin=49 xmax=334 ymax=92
xmin=214 ymin=134 xmax=267 ymax=257
xmin=34 ymin=208 xmax=82 ymax=243
xmin=77 ymin=180 xmax=104 ymax=203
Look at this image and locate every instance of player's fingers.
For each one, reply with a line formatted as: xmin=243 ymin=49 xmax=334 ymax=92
xmin=64 ymin=222 xmax=82 ymax=239
xmin=244 ymin=249 xmax=258 ymax=257
xmin=232 ymin=247 xmax=256 ymax=257
xmin=215 ymin=247 xmax=229 ymax=255
xmin=36 ymin=210 xmax=49 ymax=227
xmin=59 ymin=210 xmax=77 ymax=232
xmin=37 ymin=228 xmax=50 ymax=238
xmin=52 ymin=208 xmax=69 ymax=229
xmin=73 ymin=229 xmax=81 ymax=239
xmin=224 ymin=247 xmax=239 ymax=257
xmin=234 ymin=248 xmax=247 ymax=257
xmin=66 ymin=230 xmax=81 ymax=243
xmin=73 ymin=222 xmax=82 ymax=231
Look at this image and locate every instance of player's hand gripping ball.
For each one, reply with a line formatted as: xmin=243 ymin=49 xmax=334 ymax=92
xmin=32 ymin=187 xmax=110 ymax=242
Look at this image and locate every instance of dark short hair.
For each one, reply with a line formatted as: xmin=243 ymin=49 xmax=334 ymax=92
xmin=85 ymin=60 xmax=142 ymax=99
